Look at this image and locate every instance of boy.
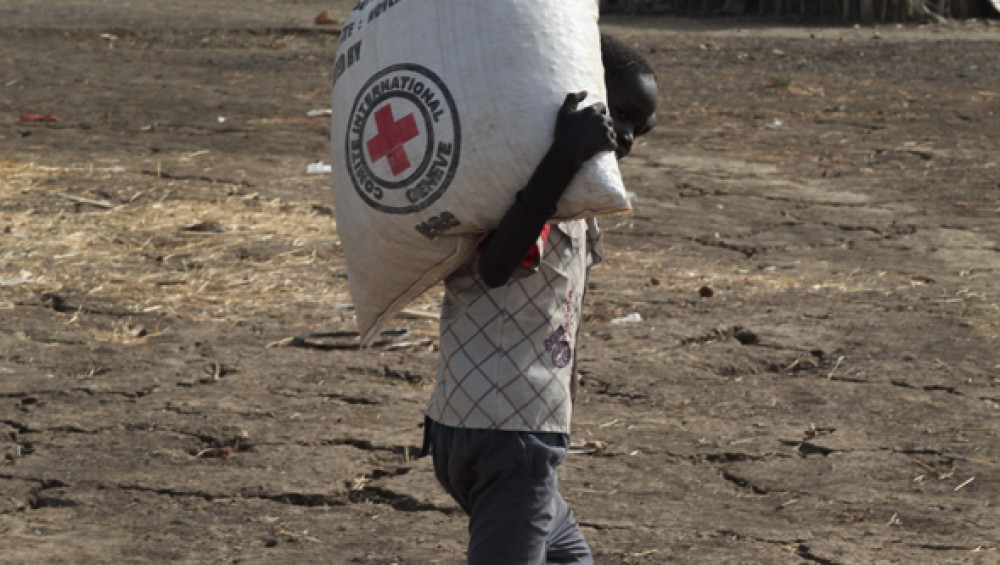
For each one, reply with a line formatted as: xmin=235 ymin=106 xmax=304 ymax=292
xmin=422 ymin=35 xmax=658 ymax=564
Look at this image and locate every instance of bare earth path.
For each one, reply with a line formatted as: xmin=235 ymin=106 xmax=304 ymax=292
xmin=1 ymin=2 xmax=998 ymax=563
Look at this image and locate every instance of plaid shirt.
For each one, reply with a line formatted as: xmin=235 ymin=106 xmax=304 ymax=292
xmin=427 ymin=219 xmax=601 ymax=433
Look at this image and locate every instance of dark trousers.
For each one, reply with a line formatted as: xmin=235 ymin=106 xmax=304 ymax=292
xmin=425 ymin=419 xmax=593 ymax=565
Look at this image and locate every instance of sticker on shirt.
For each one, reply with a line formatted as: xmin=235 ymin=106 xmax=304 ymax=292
xmin=544 ymin=326 xmax=573 ymax=369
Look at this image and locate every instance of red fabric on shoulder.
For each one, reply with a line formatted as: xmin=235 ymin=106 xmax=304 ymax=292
xmin=522 ymin=224 xmax=551 ymax=267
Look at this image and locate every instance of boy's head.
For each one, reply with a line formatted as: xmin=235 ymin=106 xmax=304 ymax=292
xmin=601 ymin=35 xmax=658 ymax=159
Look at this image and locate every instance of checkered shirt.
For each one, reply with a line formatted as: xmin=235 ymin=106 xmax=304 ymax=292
xmin=427 ymin=219 xmax=602 ymax=434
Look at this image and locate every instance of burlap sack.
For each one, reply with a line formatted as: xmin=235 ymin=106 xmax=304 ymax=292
xmin=331 ymin=0 xmax=629 ymax=344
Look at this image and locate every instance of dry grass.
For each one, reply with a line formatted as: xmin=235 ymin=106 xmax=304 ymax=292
xmin=4 ymin=158 xmax=995 ymax=342
xmin=1 ymin=160 xmax=352 ymax=324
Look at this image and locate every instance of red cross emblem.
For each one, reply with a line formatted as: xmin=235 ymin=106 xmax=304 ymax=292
xmin=366 ymin=104 xmax=419 ymax=176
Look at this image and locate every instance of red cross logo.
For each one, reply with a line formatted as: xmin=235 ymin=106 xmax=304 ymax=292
xmin=366 ymin=104 xmax=420 ymax=176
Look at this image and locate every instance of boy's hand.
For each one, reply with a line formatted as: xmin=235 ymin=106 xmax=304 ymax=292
xmin=553 ymin=91 xmax=618 ymax=167
xmin=479 ymin=96 xmax=615 ymax=287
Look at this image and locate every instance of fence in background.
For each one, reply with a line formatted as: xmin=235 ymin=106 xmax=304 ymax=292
xmin=601 ymin=0 xmax=997 ymax=21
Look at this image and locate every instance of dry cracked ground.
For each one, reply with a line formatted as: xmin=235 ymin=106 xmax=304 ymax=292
xmin=1 ymin=1 xmax=999 ymax=563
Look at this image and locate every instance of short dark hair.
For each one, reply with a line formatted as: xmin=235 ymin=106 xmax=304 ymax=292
xmin=601 ymin=34 xmax=655 ymax=81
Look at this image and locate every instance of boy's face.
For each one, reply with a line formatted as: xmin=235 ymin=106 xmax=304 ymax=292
xmin=607 ymin=72 xmax=658 ymax=159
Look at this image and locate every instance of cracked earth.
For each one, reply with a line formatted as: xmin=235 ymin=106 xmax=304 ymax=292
xmin=1 ymin=1 xmax=999 ymax=563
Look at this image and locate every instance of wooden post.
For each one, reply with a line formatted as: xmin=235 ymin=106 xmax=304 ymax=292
xmin=860 ymin=0 xmax=874 ymax=21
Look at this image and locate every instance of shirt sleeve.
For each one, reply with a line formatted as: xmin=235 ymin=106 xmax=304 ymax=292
xmin=585 ymin=217 xmax=603 ymax=266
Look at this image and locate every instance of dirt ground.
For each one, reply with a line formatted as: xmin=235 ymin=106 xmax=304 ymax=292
xmin=2 ymin=1 xmax=999 ymax=563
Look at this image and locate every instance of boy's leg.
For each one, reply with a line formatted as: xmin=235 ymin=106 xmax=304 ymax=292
xmin=545 ymin=491 xmax=593 ymax=564
xmin=430 ymin=424 xmax=592 ymax=565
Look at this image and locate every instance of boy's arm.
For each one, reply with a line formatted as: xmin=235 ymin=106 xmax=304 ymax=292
xmin=478 ymin=92 xmax=617 ymax=288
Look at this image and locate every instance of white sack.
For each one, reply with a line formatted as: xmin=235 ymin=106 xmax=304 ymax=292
xmin=331 ymin=0 xmax=629 ymax=344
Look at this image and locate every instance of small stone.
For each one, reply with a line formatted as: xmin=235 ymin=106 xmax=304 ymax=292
xmin=126 ymin=324 xmax=148 ymax=338
xmin=733 ymin=327 xmax=759 ymax=345
xmin=699 ymin=285 xmax=714 ymax=298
